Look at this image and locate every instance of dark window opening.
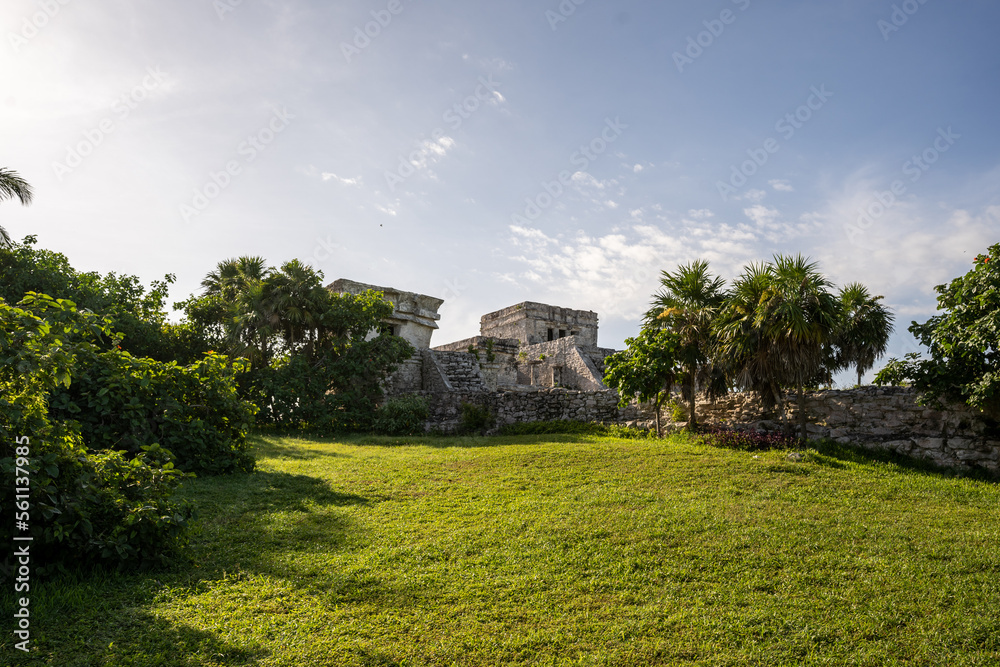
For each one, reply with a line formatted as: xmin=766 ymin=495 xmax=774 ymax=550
xmin=547 ymin=328 xmax=555 ymax=341
xmin=559 ymin=329 xmax=566 ymax=338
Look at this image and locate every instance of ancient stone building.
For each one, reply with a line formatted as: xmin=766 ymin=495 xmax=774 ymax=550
xmin=327 ymin=278 xmax=444 ymax=394
xmin=325 ymin=279 xmax=1000 ymax=474
xmin=327 ymin=280 xmax=617 ymax=394
xmin=328 ymin=278 xmax=443 ymax=348
xmin=479 ymin=302 xmax=599 ymax=346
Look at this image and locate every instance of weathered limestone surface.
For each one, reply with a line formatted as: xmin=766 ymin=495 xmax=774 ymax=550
xmin=513 ymin=336 xmax=612 ymax=390
xmin=480 ymin=302 xmax=599 ymax=347
xmin=689 ymin=386 xmax=1000 ymax=472
xmin=419 ymin=387 xmax=655 ymax=433
xmin=329 ymin=279 xmax=443 ymax=349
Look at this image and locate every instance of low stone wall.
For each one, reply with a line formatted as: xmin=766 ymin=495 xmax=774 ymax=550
xmin=410 ymin=383 xmax=1000 ymax=474
xmin=419 ymin=387 xmax=655 ymax=433
xmin=686 ymin=387 xmax=1000 ymax=473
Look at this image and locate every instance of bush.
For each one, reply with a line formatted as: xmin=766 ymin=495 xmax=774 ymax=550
xmin=0 ymin=294 xmax=198 ymax=573
xmin=49 ymin=350 xmax=257 ymax=475
xmin=459 ymin=402 xmax=494 ymax=434
xmin=698 ymin=424 xmax=803 ymax=451
xmin=373 ymin=394 xmax=430 ymax=436
xmin=248 ymin=333 xmax=414 ymax=434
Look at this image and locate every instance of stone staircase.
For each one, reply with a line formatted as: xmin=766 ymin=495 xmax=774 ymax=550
xmin=432 ymin=351 xmax=485 ymax=391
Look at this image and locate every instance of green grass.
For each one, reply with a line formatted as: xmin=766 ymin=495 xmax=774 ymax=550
xmin=4 ymin=432 xmax=1000 ymax=666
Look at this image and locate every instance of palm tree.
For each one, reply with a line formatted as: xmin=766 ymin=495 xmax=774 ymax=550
xmin=765 ymin=255 xmax=841 ymax=439
xmin=200 ymin=256 xmax=271 ymax=361
xmin=644 ymin=260 xmax=728 ymax=430
xmin=262 ymin=259 xmax=330 ymax=355
xmin=715 ymin=262 xmax=787 ymax=424
xmin=0 ymin=168 xmax=34 ymax=247
xmin=836 ymin=283 xmax=895 ymax=387
xmin=201 ymin=255 xmax=269 ymax=300
xmin=716 ymin=256 xmax=842 ymax=439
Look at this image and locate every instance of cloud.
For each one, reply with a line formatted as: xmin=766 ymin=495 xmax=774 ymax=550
xmin=743 ymin=204 xmax=781 ymax=229
xmin=570 ymin=171 xmax=608 ymax=190
xmin=739 ymin=188 xmax=768 ymax=203
xmin=769 ymin=179 xmax=794 ymax=192
xmin=504 ymin=216 xmax=757 ymax=319
xmin=375 ymin=202 xmax=399 ymax=216
xmin=688 ymin=208 xmax=714 ymax=220
xmin=321 ymin=172 xmax=360 ymax=186
xmin=408 ymin=136 xmax=456 ymax=169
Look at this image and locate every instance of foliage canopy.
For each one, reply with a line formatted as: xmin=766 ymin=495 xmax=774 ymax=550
xmin=876 ymin=243 xmax=1000 ymax=416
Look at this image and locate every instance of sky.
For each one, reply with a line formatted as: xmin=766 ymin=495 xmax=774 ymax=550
xmin=2 ymin=0 xmax=999 ymax=384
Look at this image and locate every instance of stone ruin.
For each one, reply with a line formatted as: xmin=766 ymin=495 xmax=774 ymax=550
xmin=327 ymin=278 xmax=619 ymax=396
xmin=326 ymin=279 xmax=1000 ymax=474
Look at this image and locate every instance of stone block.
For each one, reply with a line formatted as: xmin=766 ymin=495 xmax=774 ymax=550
xmin=913 ymin=438 xmax=944 ymax=452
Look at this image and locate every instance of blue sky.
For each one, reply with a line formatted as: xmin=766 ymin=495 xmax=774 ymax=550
xmin=3 ymin=0 xmax=998 ymax=382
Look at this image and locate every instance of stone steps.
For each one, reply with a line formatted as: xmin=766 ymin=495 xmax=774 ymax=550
xmin=432 ymin=351 xmax=484 ymax=392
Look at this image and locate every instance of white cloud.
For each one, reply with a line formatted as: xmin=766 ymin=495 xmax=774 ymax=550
xmin=769 ymin=179 xmax=794 ymax=192
xmin=743 ymin=204 xmax=781 ymax=229
xmin=570 ymin=172 xmax=607 ymax=190
xmin=505 ymin=218 xmax=757 ymax=319
xmin=321 ymin=172 xmax=360 ymax=186
xmin=688 ymin=208 xmax=714 ymax=220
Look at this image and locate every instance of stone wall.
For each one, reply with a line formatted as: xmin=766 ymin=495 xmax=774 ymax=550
xmin=512 ymin=337 xmax=613 ymax=390
xmin=684 ymin=387 xmax=1000 ymax=473
xmin=411 ymin=384 xmax=1000 ymax=473
xmin=384 ymin=356 xmax=423 ymax=394
xmin=480 ymin=302 xmax=599 ymax=347
xmin=419 ymin=387 xmax=655 ymax=433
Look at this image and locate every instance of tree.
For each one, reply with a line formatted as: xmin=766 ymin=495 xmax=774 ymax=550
xmin=0 ymin=167 xmax=33 ymax=247
xmin=766 ymin=255 xmax=842 ymax=439
xmin=836 ymin=282 xmax=895 ymax=386
xmin=715 ymin=256 xmax=841 ymax=439
xmin=643 ymin=260 xmax=728 ymax=429
xmin=0 ymin=236 xmax=206 ymax=363
xmin=604 ymin=328 xmax=683 ymax=436
xmin=182 ymin=257 xmax=415 ymax=432
xmin=715 ymin=262 xmax=786 ymax=421
xmin=876 ymin=244 xmax=1000 ymax=416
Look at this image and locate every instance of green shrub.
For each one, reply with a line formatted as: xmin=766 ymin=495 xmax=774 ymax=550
xmin=249 ymin=333 xmax=413 ymax=434
xmin=0 ymin=294 xmax=198 ymax=573
xmin=373 ymin=394 xmax=430 ymax=436
xmin=49 ymin=350 xmax=257 ymax=475
xmin=459 ymin=402 xmax=494 ymax=434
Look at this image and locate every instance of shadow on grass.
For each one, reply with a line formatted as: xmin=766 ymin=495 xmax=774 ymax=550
xmin=343 ymin=433 xmax=618 ymax=449
xmin=0 ymin=574 xmax=268 ymax=667
xmin=250 ymin=434 xmax=351 ymax=461
xmin=183 ymin=468 xmax=369 ymax=514
xmin=807 ymin=438 xmax=999 ymax=483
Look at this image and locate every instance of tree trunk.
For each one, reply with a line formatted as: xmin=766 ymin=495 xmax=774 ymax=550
xmin=773 ymin=386 xmax=791 ymax=437
xmin=857 ymin=368 xmax=863 ymax=388
xmin=687 ymin=363 xmax=697 ymax=432
xmin=654 ymin=392 xmax=662 ymax=438
xmin=797 ymin=381 xmax=807 ymax=441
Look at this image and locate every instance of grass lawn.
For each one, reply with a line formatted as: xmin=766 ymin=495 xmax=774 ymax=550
xmin=4 ymin=432 xmax=1000 ymax=666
